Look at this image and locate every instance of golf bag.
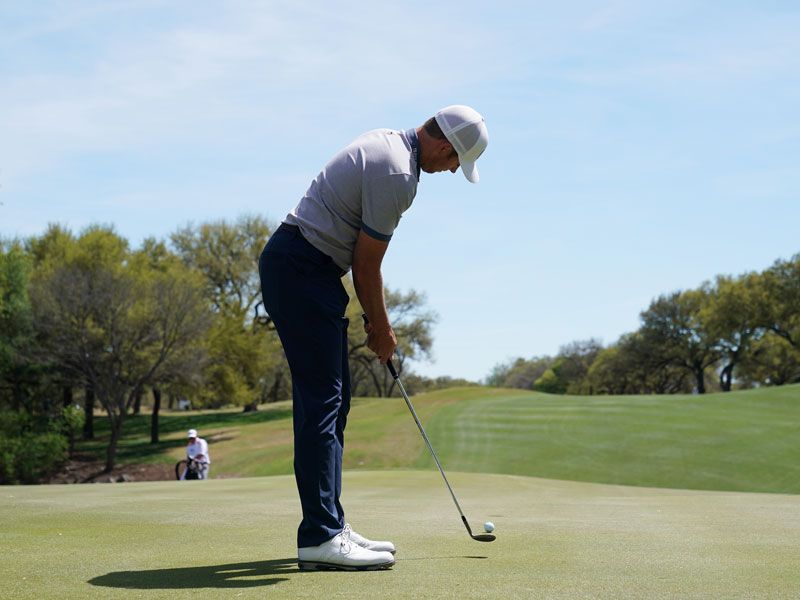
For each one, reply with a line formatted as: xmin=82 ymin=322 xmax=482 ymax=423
xmin=175 ymin=458 xmax=201 ymax=480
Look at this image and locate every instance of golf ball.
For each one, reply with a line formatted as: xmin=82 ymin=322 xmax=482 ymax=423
xmin=484 ymin=521 xmax=495 ymax=533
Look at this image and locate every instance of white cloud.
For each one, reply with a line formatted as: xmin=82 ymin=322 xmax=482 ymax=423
xmin=1 ymin=5 xmax=507 ymax=206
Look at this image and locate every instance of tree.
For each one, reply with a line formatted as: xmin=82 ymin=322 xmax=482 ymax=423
xmin=585 ymin=343 xmax=629 ymax=395
xmin=586 ymin=332 xmax=693 ymax=395
xmin=170 ymin=215 xmax=271 ymax=318
xmin=702 ymin=275 xmax=761 ymax=391
xmin=0 ymin=241 xmax=36 ymax=413
xmin=532 ymin=367 xmax=563 ymax=394
xmin=737 ymin=334 xmax=800 ymax=387
xmin=26 ymin=225 xmax=105 ymax=438
xmin=546 ymin=339 xmax=603 ymax=394
xmin=485 ymin=341 xmax=600 ymax=395
xmin=485 ymin=356 xmax=554 ymax=390
xmin=639 ymin=290 xmax=720 ymax=393
xmin=398 ymin=373 xmax=478 ymax=395
xmin=345 ymin=279 xmax=437 ymax=397
xmin=130 ymin=239 xmax=209 ymax=440
xmin=30 ymin=227 xmax=211 ymax=472
xmin=171 ymin=216 xmax=278 ymax=409
xmin=760 ymin=254 xmax=800 ymax=348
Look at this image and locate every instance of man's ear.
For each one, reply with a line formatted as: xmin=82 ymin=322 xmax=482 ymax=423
xmin=438 ymin=139 xmax=454 ymax=156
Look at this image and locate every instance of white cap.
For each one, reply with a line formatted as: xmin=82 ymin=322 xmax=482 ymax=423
xmin=187 ymin=429 xmax=198 ymax=438
xmin=434 ymin=105 xmax=488 ymax=183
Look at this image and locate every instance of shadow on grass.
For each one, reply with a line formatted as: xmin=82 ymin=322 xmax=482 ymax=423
xmin=79 ymin=408 xmax=294 ymax=464
xmin=88 ymin=558 xmax=297 ymax=589
xmin=89 ymin=407 xmax=293 ymax=439
xmin=402 ymin=556 xmax=488 ymax=561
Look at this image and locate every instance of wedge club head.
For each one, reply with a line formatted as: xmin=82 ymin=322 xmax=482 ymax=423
xmin=462 ymin=516 xmax=496 ymax=542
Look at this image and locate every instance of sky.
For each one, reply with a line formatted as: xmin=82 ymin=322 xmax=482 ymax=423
xmin=1 ymin=1 xmax=799 ymax=381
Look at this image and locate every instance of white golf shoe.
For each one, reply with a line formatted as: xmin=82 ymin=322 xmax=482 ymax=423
xmin=298 ymin=529 xmax=395 ymax=571
xmin=344 ymin=523 xmax=396 ymax=554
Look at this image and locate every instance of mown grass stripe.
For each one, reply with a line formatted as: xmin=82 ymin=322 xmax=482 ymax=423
xmin=72 ymin=384 xmax=800 ymax=494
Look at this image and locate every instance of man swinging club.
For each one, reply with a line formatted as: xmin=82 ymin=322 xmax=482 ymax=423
xmin=259 ymin=105 xmax=488 ymax=571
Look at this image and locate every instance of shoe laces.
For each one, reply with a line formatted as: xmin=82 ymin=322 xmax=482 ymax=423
xmin=339 ymin=525 xmax=353 ymax=554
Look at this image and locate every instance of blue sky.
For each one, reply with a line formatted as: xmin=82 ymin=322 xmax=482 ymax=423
xmin=2 ymin=1 xmax=799 ymax=380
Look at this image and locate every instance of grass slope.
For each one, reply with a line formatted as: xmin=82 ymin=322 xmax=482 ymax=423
xmin=423 ymin=384 xmax=800 ymax=493
xmin=80 ymin=384 xmax=800 ymax=493
xmin=2 ymin=472 xmax=799 ymax=599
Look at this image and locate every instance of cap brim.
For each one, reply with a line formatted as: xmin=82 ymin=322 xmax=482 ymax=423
xmin=461 ymin=160 xmax=479 ymax=183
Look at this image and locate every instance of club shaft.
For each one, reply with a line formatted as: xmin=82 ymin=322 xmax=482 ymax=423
xmin=392 ymin=374 xmax=469 ymax=526
xmin=360 ymin=313 xmax=477 ymax=537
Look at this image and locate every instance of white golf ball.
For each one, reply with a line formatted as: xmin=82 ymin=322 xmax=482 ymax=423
xmin=483 ymin=521 xmax=495 ymax=533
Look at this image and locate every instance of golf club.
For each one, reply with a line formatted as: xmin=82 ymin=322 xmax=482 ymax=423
xmin=362 ymin=314 xmax=496 ymax=543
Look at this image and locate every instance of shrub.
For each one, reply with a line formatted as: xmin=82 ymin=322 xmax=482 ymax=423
xmin=0 ymin=411 xmax=70 ymax=484
xmin=61 ymin=404 xmax=85 ymax=455
xmin=0 ymin=432 xmax=68 ymax=484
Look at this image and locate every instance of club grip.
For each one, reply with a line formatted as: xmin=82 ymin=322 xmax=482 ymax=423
xmin=386 ymin=358 xmax=398 ymax=379
xmin=361 ymin=313 xmax=399 ymax=380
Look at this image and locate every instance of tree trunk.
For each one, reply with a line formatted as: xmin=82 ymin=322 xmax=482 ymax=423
xmin=268 ymin=374 xmax=283 ymax=403
xmin=150 ymin=387 xmax=161 ymax=444
xmin=168 ymin=394 xmax=175 ymax=410
xmin=133 ymin=388 xmax=143 ymax=415
xmin=719 ymin=363 xmax=734 ymax=392
xmin=11 ymin=376 xmax=23 ymax=413
xmin=370 ymin=365 xmax=383 ymax=397
xmin=105 ymin=417 xmax=124 ymax=473
xmin=82 ymin=386 xmax=95 ymax=440
xmin=63 ymin=386 xmax=73 ymax=409
xmin=695 ymin=368 xmax=706 ymax=394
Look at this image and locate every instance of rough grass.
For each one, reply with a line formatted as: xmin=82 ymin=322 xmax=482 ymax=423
xmin=2 ymin=472 xmax=799 ymax=599
xmin=78 ymin=384 xmax=800 ymax=493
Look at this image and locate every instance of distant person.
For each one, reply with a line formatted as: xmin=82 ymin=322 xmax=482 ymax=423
xmin=183 ymin=429 xmax=210 ymax=480
xmin=259 ymin=106 xmax=488 ymax=570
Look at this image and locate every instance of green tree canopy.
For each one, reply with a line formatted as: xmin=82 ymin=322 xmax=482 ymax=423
xmin=639 ymin=289 xmax=720 ymax=394
xmin=345 ymin=279 xmax=437 ymax=397
xmin=760 ymin=254 xmax=800 ymax=348
xmin=702 ymin=274 xmax=762 ymax=391
xmin=0 ymin=241 xmax=36 ymax=413
xmin=170 ymin=215 xmax=271 ymax=319
xmin=30 ymin=226 xmax=211 ymax=472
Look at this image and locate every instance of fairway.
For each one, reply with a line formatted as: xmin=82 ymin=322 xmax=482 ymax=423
xmin=2 ymin=472 xmax=799 ymax=599
xmin=421 ymin=385 xmax=800 ymax=493
xmin=83 ymin=385 xmax=800 ymax=494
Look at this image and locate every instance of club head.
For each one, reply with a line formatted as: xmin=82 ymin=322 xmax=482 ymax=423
xmin=462 ymin=517 xmax=496 ymax=542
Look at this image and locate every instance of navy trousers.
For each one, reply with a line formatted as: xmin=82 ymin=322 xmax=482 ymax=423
xmin=259 ymin=224 xmax=351 ymax=548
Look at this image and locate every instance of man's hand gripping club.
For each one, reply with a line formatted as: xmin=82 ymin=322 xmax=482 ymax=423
xmin=362 ymin=313 xmax=397 ymax=365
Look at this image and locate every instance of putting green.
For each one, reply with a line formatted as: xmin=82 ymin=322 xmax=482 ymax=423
xmin=2 ymin=471 xmax=798 ymax=599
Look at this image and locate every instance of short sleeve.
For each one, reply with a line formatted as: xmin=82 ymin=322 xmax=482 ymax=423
xmin=361 ymin=173 xmax=416 ymax=241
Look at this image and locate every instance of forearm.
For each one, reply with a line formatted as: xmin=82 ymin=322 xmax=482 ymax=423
xmin=352 ymin=264 xmax=390 ymax=331
xmin=351 ymin=230 xmax=395 ymax=362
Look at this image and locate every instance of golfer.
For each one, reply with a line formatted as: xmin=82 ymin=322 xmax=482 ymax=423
xmin=259 ymin=105 xmax=488 ymax=571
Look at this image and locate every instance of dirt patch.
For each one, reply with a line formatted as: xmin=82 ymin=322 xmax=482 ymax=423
xmin=47 ymin=454 xmax=175 ymax=484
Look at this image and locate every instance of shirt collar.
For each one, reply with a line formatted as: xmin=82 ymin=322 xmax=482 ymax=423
xmin=407 ymin=128 xmax=421 ymax=181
